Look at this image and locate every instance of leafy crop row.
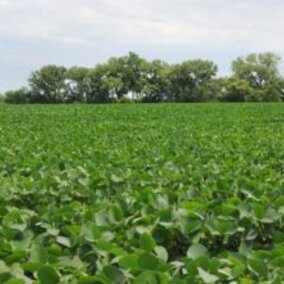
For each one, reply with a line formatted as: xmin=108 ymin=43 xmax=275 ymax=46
xmin=1 ymin=104 xmax=284 ymax=283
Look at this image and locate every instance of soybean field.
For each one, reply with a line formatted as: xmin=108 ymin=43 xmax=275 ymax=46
xmin=1 ymin=104 xmax=284 ymax=283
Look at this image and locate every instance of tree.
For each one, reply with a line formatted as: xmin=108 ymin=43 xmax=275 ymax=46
xmin=232 ymin=53 xmax=283 ymax=101
xmin=262 ymin=76 xmax=283 ymax=102
xmin=4 ymin=87 xmax=31 ymax=104
xmin=64 ymin=67 xmax=90 ymax=103
xmin=219 ymin=77 xmax=254 ymax=102
xmin=29 ymin=65 xmax=67 ymax=103
xmin=141 ymin=60 xmax=170 ymax=103
xmin=280 ymin=78 xmax=284 ymax=101
xmin=3 ymin=51 xmax=284 ymax=104
xmin=210 ymin=78 xmax=227 ymax=102
xmin=0 ymin=93 xmax=4 ymax=103
xmin=83 ymin=65 xmax=115 ymax=103
xmin=168 ymin=60 xmax=218 ymax=102
xmin=101 ymin=52 xmax=149 ymax=100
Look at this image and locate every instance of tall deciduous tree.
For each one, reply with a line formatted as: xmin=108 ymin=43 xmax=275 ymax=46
xmin=29 ymin=65 xmax=67 ymax=103
xmin=104 ymin=52 xmax=149 ymax=99
xmin=4 ymin=51 xmax=284 ymax=104
xmin=232 ymin=53 xmax=283 ymax=101
xmin=141 ymin=60 xmax=170 ymax=102
xmin=4 ymin=88 xmax=31 ymax=104
xmin=64 ymin=67 xmax=90 ymax=103
xmin=168 ymin=60 xmax=218 ymax=102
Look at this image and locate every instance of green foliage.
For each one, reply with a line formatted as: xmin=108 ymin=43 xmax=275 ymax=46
xmin=4 ymin=52 xmax=283 ymax=104
xmin=0 ymin=93 xmax=5 ymax=103
xmin=1 ymin=104 xmax=284 ymax=282
xmin=220 ymin=77 xmax=253 ymax=102
xmin=65 ymin=66 xmax=90 ymax=103
xmin=4 ymin=88 xmax=30 ymax=104
xmin=37 ymin=265 xmax=60 ymax=284
xmin=28 ymin=65 xmax=67 ymax=103
xmin=140 ymin=233 xmax=156 ymax=251
xmin=232 ymin=52 xmax=283 ymax=102
xmin=141 ymin=60 xmax=170 ymax=103
xmin=168 ymin=60 xmax=218 ymax=102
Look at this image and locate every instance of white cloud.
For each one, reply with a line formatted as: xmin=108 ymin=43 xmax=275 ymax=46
xmin=0 ymin=0 xmax=283 ymax=91
xmin=0 ymin=0 xmax=283 ymax=47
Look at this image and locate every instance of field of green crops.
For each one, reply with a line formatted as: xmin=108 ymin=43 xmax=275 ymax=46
xmin=1 ymin=104 xmax=284 ymax=283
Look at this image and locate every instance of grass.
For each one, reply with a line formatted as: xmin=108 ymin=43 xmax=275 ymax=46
xmin=1 ymin=103 xmax=284 ymax=283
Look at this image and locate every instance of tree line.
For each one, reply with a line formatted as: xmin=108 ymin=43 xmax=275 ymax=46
xmin=2 ymin=52 xmax=284 ymax=104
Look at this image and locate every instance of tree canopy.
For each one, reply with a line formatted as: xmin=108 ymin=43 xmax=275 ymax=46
xmin=3 ymin=52 xmax=284 ymax=104
xmin=232 ymin=53 xmax=283 ymax=102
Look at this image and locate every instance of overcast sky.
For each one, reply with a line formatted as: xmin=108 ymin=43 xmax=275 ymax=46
xmin=0 ymin=0 xmax=283 ymax=92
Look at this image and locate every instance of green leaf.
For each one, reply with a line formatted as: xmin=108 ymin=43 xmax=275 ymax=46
xmin=118 ymin=254 xmax=139 ymax=270
xmin=187 ymin=244 xmax=208 ymax=260
xmin=78 ymin=275 xmax=111 ymax=284
xmin=198 ymin=268 xmax=219 ymax=283
xmin=134 ymin=271 xmax=168 ymax=284
xmin=154 ymin=246 xmax=168 ymax=262
xmin=56 ymin=236 xmax=71 ymax=248
xmin=140 ymin=233 xmax=156 ymax=251
xmin=103 ymin=266 xmax=125 ymax=284
xmin=22 ymin=262 xmax=41 ymax=273
xmin=0 ymin=272 xmax=12 ymax=283
xmin=29 ymin=240 xmax=48 ymax=264
xmin=270 ymin=256 xmax=284 ymax=269
xmin=247 ymin=259 xmax=267 ymax=278
xmin=111 ymin=174 xmax=124 ymax=183
xmin=138 ymin=253 xmax=160 ymax=270
xmin=251 ymin=203 xmax=266 ymax=219
xmin=109 ymin=205 xmax=123 ymax=222
xmin=5 ymin=251 xmax=27 ymax=265
xmin=37 ymin=265 xmax=60 ymax=284
xmin=5 ymin=280 xmax=25 ymax=284
xmin=9 ymin=224 xmax=27 ymax=232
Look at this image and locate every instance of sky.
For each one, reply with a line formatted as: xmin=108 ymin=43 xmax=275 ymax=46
xmin=0 ymin=0 xmax=284 ymax=93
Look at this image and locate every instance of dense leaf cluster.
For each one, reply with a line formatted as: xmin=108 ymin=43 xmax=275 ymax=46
xmin=2 ymin=52 xmax=284 ymax=104
xmin=1 ymin=104 xmax=284 ymax=283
